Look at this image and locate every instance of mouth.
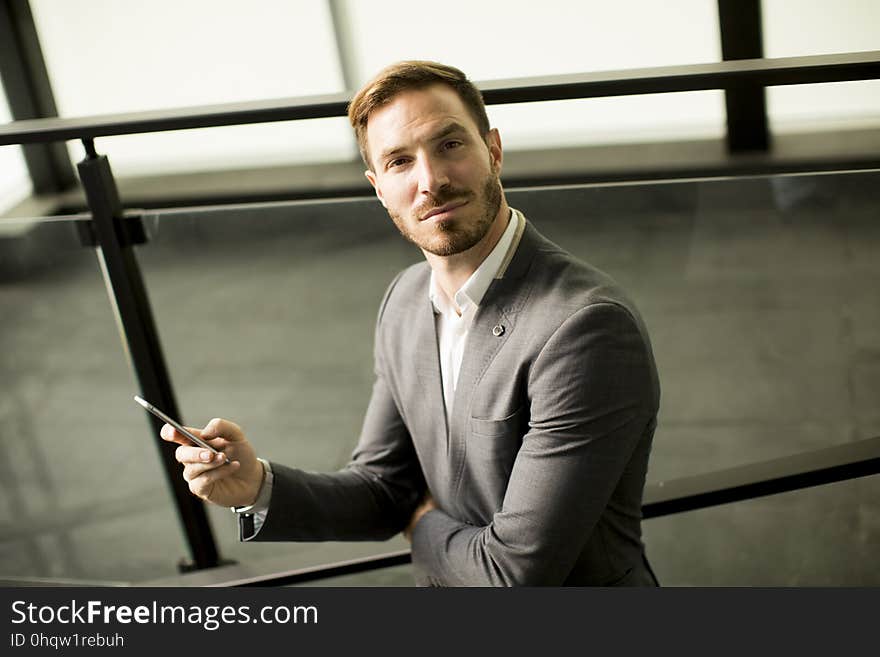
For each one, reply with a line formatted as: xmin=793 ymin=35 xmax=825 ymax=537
xmin=420 ymin=200 xmax=468 ymax=222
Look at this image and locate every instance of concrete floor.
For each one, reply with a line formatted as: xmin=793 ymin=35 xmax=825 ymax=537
xmin=1 ymin=171 xmax=878 ymax=586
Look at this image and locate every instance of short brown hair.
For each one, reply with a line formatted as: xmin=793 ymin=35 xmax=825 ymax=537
xmin=347 ymin=60 xmax=490 ymax=168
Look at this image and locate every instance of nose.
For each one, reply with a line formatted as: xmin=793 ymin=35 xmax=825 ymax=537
xmin=415 ymin=153 xmax=450 ymax=197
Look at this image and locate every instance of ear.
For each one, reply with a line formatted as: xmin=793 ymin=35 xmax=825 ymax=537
xmin=364 ymin=170 xmax=386 ymax=208
xmin=486 ymin=128 xmax=503 ymax=173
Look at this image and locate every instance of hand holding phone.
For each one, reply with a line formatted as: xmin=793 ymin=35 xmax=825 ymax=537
xmin=137 ymin=397 xmax=266 ymax=508
xmin=135 ymin=395 xmax=230 ymax=464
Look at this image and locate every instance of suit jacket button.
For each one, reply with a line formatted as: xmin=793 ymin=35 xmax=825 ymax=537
xmin=492 ymin=324 xmax=505 ymax=337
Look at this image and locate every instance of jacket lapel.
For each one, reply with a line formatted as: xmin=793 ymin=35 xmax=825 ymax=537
xmin=447 ymin=221 xmax=540 ymax=451
xmin=412 ymin=293 xmax=450 ymax=447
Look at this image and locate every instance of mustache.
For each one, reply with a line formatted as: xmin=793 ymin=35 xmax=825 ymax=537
xmin=414 ymin=189 xmax=473 ymax=220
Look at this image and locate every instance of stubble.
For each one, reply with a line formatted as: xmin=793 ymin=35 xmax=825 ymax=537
xmin=388 ymin=168 xmax=503 ymax=257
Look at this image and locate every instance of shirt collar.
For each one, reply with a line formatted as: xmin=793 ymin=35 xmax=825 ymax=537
xmin=429 ymin=207 xmax=523 ymax=315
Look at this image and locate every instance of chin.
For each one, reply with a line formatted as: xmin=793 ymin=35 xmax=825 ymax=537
xmin=423 ymin=231 xmax=483 ymax=257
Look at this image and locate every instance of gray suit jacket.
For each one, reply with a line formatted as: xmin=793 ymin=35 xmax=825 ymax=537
xmin=250 ymin=217 xmax=660 ymax=586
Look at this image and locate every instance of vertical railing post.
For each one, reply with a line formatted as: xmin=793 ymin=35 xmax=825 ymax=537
xmin=76 ymin=138 xmax=224 ymax=572
xmin=718 ymin=0 xmax=771 ymax=152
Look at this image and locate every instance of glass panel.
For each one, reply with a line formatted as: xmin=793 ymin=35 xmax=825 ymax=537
xmin=644 ymin=476 xmax=880 ymax=585
xmin=30 ymin=0 xmax=353 ymax=174
xmin=5 ymin=170 xmax=876 ymax=584
xmin=763 ymin=0 xmax=880 ymax=133
xmin=137 ymin=198 xmax=421 ymax=565
xmin=135 ymin=171 xmax=878 ymax=583
xmin=0 ymin=80 xmax=32 ymax=214
xmin=0 ymin=216 xmax=190 ymax=584
xmin=508 ymin=172 xmax=880 ymax=485
xmin=342 ymin=0 xmax=724 ymax=149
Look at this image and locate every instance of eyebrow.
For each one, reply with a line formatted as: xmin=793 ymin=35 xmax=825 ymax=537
xmin=378 ymin=121 xmax=470 ymax=164
xmin=430 ymin=121 xmax=469 ymax=142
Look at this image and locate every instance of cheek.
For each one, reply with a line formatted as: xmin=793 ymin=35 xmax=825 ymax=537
xmin=455 ymin=158 xmax=492 ymax=182
xmin=382 ymin=179 xmax=416 ymax=208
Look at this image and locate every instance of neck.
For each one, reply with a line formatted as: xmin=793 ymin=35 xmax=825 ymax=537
xmin=424 ymin=198 xmax=511 ymax=305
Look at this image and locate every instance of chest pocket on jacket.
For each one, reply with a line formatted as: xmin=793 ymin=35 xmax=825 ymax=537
xmin=470 ymin=405 xmax=527 ymax=437
xmin=468 ymin=406 xmax=527 ymax=465
xmin=465 ymin=406 xmax=527 ymax=512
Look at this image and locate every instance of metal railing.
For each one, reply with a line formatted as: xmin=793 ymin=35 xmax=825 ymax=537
xmin=2 ymin=50 xmax=879 ymax=145
xmin=180 ymin=434 xmax=880 ymax=586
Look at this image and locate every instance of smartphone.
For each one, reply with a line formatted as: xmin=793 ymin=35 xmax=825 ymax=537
xmin=134 ymin=395 xmax=230 ymax=464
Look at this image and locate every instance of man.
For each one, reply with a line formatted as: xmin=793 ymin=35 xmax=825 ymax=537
xmin=162 ymin=61 xmax=660 ymax=586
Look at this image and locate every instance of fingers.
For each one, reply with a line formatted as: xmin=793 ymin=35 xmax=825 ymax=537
xmin=175 ymin=442 xmax=230 ymax=468
xmin=160 ymin=423 xmax=204 ymax=446
xmin=159 ymin=418 xmax=245 ymax=446
xmin=158 ymin=416 xmax=253 ymax=505
xmin=181 ymin=456 xmax=237 ymax=483
xmin=176 ymin=440 xmax=240 ymax=501
xmin=186 ymin=460 xmax=241 ymax=500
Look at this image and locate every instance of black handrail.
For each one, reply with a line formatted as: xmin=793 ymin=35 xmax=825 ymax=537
xmin=218 ymin=551 xmax=413 ymax=588
xmin=641 ymin=435 xmax=880 ymax=518
xmin=212 ymin=434 xmax=880 ymax=586
xmin=0 ymin=50 xmax=878 ymax=145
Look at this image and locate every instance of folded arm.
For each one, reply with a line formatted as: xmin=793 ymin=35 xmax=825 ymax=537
xmin=410 ymin=302 xmax=658 ymax=585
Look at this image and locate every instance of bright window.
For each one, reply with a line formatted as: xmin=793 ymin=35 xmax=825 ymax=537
xmin=0 ymin=82 xmax=31 ymax=215
xmin=342 ymin=0 xmax=725 ymax=148
xmin=30 ymin=0 xmax=354 ymax=175
xmin=763 ymin=0 xmax=880 ymax=133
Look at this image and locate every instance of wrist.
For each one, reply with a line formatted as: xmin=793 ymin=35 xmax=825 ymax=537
xmin=232 ymin=458 xmax=271 ymax=514
xmin=249 ymin=458 xmax=267 ymax=503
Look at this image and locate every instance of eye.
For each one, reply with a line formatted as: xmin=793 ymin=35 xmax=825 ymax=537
xmin=386 ymin=157 xmax=410 ymax=170
xmin=442 ymin=140 xmax=463 ymax=151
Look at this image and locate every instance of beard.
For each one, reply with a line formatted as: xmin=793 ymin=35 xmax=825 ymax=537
xmin=387 ymin=167 xmax=503 ymax=257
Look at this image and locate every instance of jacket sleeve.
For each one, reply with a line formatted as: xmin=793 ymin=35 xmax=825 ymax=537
xmin=410 ymin=302 xmax=658 ymax=585
xmin=246 ymin=273 xmax=427 ymax=542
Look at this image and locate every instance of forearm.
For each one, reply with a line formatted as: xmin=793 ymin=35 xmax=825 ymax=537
xmin=410 ymin=510 xmax=515 ymax=586
xmin=250 ymin=461 xmax=421 ymax=542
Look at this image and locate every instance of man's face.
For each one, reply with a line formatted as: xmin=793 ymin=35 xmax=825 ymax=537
xmin=364 ymin=84 xmax=503 ymax=257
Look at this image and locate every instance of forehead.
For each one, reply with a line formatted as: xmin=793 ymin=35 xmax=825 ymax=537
xmin=365 ymin=84 xmax=480 ymax=157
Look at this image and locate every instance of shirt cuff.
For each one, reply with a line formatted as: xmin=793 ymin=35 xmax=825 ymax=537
xmin=231 ymin=458 xmax=273 ymax=540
